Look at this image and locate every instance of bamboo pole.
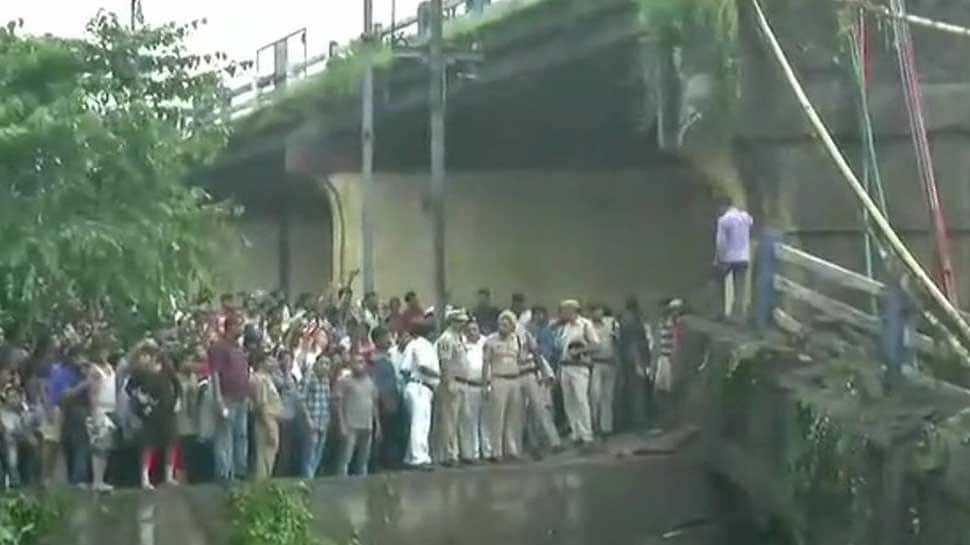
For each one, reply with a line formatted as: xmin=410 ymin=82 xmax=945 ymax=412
xmin=749 ymin=0 xmax=970 ymax=355
xmin=837 ymin=0 xmax=970 ymax=39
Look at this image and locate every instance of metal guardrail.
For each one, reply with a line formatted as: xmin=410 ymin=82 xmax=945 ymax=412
xmin=227 ymin=0 xmax=474 ymax=120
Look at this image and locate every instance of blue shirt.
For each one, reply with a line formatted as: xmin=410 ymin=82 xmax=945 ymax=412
xmin=369 ymin=351 xmax=399 ymax=398
xmin=46 ymin=361 xmax=83 ymax=407
xmin=527 ymin=322 xmax=561 ymax=367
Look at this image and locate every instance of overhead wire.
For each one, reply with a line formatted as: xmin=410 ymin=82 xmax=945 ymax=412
xmin=888 ymin=0 xmax=960 ymax=305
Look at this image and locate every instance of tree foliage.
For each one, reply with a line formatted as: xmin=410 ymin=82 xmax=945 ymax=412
xmin=0 ymin=13 xmax=240 ymax=338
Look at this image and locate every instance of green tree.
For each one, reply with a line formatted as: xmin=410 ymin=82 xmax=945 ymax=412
xmin=0 ymin=13 xmax=240 ymax=338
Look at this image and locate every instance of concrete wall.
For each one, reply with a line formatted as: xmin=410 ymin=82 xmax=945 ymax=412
xmin=733 ymin=0 xmax=970 ymax=303
xmin=46 ymin=455 xmax=723 ymax=545
xmin=330 ymin=168 xmax=717 ymax=310
xmin=755 ymin=133 xmax=970 ymax=304
xmin=218 ymin=211 xmax=333 ymax=297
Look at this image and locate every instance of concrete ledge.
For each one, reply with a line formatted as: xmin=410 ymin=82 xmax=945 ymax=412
xmin=45 ymin=439 xmax=718 ymax=545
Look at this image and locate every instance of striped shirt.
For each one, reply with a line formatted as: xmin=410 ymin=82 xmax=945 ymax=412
xmin=657 ymin=318 xmax=682 ymax=359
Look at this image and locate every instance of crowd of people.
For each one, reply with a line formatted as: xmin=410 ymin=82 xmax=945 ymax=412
xmin=0 ymin=286 xmax=687 ymax=491
xmin=0 ymin=196 xmax=752 ymax=492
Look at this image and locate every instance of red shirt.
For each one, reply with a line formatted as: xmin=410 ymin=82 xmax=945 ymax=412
xmin=401 ymin=307 xmax=427 ymax=332
xmin=207 ymin=339 xmax=250 ymax=403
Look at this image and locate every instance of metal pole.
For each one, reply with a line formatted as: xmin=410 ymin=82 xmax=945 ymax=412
xmin=130 ymin=0 xmax=141 ymax=29
xmin=837 ymin=0 xmax=970 ymax=39
xmin=430 ymin=0 xmax=448 ymax=332
xmin=361 ymin=0 xmax=376 ymax=293
xmin=391 ymin=0 xmax=397 ymax=42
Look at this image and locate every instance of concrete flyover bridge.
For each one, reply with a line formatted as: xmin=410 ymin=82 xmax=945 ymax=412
xmin=201 ymin=0 xmax=725 ymax=310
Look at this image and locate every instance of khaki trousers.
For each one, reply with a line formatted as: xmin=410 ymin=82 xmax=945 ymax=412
xmin=520 ymin=373 xmax=561 ymax=449
xmin=433 ymin=382 xmax=462 ymax=463
xmin=458 ymin=383 xmax=485 ymax=460
xmin=485 ymin=376 xmax=523 ymax=459
xmin=560 ymin=365 xmax=594 ymax=443
xmin=590 ymin=363 xmax=618 ymax=435
xmin=253 ymin=419 xmax=280 ymax=480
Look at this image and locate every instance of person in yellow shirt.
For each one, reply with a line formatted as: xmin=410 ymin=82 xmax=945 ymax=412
xmin=251 ymin=352 xmax=283 ymax=480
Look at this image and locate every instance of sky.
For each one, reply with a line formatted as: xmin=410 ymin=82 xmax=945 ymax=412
xmin=3 ymin=0 xmax=425 ymax=78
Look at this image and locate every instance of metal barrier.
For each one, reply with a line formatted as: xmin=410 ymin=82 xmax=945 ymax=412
xmin=227 ymin=0 xmax=483 ymax=120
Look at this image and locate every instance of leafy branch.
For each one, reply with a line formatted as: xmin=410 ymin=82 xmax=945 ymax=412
xmin=0 ymin=12 xmax=242 ymax=339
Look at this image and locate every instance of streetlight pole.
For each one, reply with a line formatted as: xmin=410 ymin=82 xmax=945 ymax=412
xmin=361 ymin=0 xmax=376 ymax=293
xmin=130 ymin=0 xmax=143 ymax=29
xmin=429 ymin=0 xmax=448 ymax=332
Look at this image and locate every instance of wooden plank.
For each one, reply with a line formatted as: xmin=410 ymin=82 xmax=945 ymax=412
xmin=775 ymin=275 xmax=880 ymax=330
xmin=775 ymin=275 xmax=936 ymax=355
xmin=772 ymin=308 xmax=805 ymax=336
xmin=776 ymin=243 xmax=886 ymax=296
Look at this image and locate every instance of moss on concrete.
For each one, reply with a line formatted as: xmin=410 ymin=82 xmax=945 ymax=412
xmin=232 ymin=0 xmax=564 ymax=139
xmin=232 ymin=42 xmax=393 ymax=137
xmin=231 ymin=0 xmax=743 ymax=142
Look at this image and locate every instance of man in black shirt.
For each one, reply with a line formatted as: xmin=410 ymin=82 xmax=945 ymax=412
xmin=472 ymin=289 xmax=500 ymax=335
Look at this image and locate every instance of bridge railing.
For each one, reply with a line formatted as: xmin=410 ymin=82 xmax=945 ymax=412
xmin=226 ymin=0 xmax=483 ymax=121
xmin=753 ymin=233 xmax=935 ymax=372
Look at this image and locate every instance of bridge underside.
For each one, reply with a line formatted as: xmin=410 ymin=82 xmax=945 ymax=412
xmin=199 ymin=0 xmax=721 ymax=303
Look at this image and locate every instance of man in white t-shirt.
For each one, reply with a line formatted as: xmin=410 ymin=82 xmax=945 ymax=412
xmin=460 ymin=320 xmax=488 ymax=462
xmin=400 ymin=323 xmax=440 ymax=469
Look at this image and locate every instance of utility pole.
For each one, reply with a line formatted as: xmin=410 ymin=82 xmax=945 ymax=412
xmin=429 ymin=0 xmax=447 ymax=332
xmin=130 ymin=0 xmax=143 ymax=29
xmin=361 ymin=0 xmax=376 ymax=293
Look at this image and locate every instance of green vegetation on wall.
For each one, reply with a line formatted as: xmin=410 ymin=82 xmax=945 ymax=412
xmin=234 ymin=0 xmax=747 ymax=141
xmin=0 ymin=493 xmax=65 ymax=545
xmin=636 ymin=0 xmax=738 ymax=69
xmin=716 ymin=346 xmax=962 ymax=544
xmin=233 ymin=41 xmax=393 ymax=137
xmin=228 ymin=482 xmax=332 ymax=545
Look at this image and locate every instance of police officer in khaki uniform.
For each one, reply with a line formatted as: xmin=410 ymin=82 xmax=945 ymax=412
xmin=516 ymin=326 xmax=562 ymax=455
xmin=557 ymin=299 xmax=599 ymax=446
xmin=433 ymin=309 xmax=469 ymax=466
xmin=483 ymin=311 xmax=525 ymax=461
xmin=589 ymin=304 xmax=619 ymax=436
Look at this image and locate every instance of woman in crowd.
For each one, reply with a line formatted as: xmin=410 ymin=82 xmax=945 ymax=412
xmin=251 ymin=351 xmax=283 ymax=479
xmin=272 ymin=349 xmax=301 ymax=477
xmin=174 ymin=346 xmax=204 ymax=483
xmin=125 ymin=343 xmax=182 ymax=489
xmin=86 ymin=337 xmax=117 ymax=492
